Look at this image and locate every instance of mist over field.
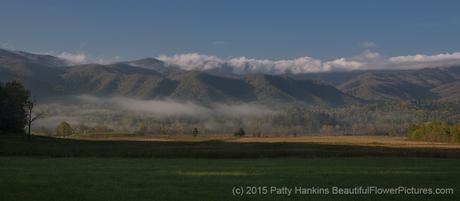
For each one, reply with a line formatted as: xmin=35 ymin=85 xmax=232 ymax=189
xmin=34 ymin=95 xmax=277 ymax=133
xmin=77 ymin=95 xmax=275 ymax=117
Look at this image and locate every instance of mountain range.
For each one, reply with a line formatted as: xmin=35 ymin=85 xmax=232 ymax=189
xmin=1 ymin=48 xmax=460 ymax=106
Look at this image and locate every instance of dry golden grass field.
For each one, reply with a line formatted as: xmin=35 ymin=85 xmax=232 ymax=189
xmin=64 ymin=134 xmax=460 ymax=149
xmin=5 ymin=134 xmax=460 ymax=158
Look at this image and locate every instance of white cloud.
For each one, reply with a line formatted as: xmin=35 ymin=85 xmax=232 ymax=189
xmin=228 ymin=56 xmax=323 ymax=74
xmin=324 ymin=58 xmax=364 ymax=71
xmin=52 ymin=52 xmax=122 ymax=65
xmin=389 ymin=52 xmax=460 ymax=63
xmin=158 ymin=54 xmax=324 ymax=74
xmin=384 ymin=52 xmax=460 ymax=70
xmin=157 ymin=50 xmax=460 ymax=74
xmin=57 ymin=52 xmax=87 ymax=64
xmin=39 ymin=49 xmax=460 ymax=74
xmin=158 ymin=53 xmax=224 ymax=71
xmin=94 ymin=56 xmax=121 ymax=65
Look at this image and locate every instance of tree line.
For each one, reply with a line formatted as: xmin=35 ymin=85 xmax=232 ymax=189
xmin=33 ymin=98 xmax=460 ymax=138
xmin=407 ymin=122 xmax=459 ymax=143
xmin=3 ymin=80 xmax=460 ymax=142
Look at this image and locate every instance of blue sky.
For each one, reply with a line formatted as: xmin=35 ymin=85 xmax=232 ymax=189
xmin=1 ymin=0 xmax=460 ymax=62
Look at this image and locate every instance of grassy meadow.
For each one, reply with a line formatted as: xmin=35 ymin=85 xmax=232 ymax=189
xmin=1 ymin=135 xmax=460 ymax=201
xmin=0 ymin=157 xmax=459 ymax=201
xmin=2 ymin=134 xmax=460 ymax=158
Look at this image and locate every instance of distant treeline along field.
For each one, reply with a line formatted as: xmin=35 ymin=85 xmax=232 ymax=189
xmin=1 ymin=49 xmax=460 ymax=142
xmin=1 ymin=80 xmax=460 ymax=143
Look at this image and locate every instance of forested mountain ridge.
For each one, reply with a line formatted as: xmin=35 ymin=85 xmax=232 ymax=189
xmin=1 ymin=48 xmax=460 ymax=105
xmin=0 ymin=49 xmax=359 ymax=106
xmin=290 ymin=66 xmax=460 ymax=101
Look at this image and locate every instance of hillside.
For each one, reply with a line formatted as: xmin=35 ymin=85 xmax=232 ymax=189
xmin=2 ymin=48 xmax=460 ymax=104
xmin=0 ymin=49 xmax=359 ymax=106
xmin=0 ymin=49 xmax=66 ymax=97
xmin=291 ymin=66 xmax=460 ymax=101
xmin=61 ymin=64 xmax=177 ymax=98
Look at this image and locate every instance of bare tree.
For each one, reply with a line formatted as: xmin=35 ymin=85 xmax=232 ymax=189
xmin=25 ymin=99 xmax=43 ymax=139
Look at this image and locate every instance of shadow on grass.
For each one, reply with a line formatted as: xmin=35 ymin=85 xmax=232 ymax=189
xmin=1 ymin=135 xmax=460 ymax=158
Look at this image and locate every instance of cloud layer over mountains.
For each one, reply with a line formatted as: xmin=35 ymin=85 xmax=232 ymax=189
xmin=53 ymin=50 xmax=460 ymax=75
xmin=158 ymin=51 xmax=460 ymax=74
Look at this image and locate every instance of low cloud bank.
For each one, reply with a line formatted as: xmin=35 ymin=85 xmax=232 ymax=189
xmin=158 ymin=51 xmax=460 ymax=74
xmin=46 ymin=49 xmax=460 ymax=74
xmin=55 ymin=52 xmax=120 ymax=65
xmin=57 ymin=52 xmax=87 ymax=64
xmin=34 ymin=95 xmax=276 ymax=130
xmin=77 ymin=95 xmax=274 ymax=117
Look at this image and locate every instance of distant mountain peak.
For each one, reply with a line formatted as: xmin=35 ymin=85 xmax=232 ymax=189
xmin=120 ymin=57 xmax=183 ymax=75
xmin=0 ymin=48 xmax=68 ymax=67
xmin=127 ymin=57 xmax=164 ymax=66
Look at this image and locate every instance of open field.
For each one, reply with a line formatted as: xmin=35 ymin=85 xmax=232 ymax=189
xmin=2 ymin=135 xmax=460 ymax=158
xmin=68 ymin=134 xmax=460 ymax=149
xmin=0 ymin=157 xmax=459 ymax=201
xmin=2 ymin=135 xmax=460 ymax=201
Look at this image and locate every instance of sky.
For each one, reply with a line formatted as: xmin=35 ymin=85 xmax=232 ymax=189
xmin=1 ymin=0 xmax=460 ymax=73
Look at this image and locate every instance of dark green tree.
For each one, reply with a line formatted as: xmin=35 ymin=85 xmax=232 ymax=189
xmin=0 ymin=80 xmax=30 ymax=134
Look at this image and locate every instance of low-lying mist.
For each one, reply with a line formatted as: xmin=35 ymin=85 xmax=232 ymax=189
xmin=76 ymin=95 xmax=275 ymax=117
xmin=32 ymin=95 xmax=437 ymax=136
xmin=34 ymin=95 xmax=277 ymax=134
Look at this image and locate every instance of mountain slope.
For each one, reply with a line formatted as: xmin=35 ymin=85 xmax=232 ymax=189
xmin=246 ymin=74 xmax=358 ymax=105
xmin=167 ymin=72 xmax=358 ymax=105
xmin=2 ymin=48 xmax=459 ymax=104
xmin=121 ymin=58 xmax=184 ymax=75
xmin=168 ymin=71 xmax=256 ymax=103
xmin=432 ymin=81 xmax=460 ymax=101
xmin=61 ymin=64 xmax=177 ymax=98
xmin=290 ymin=66 xmax=460 ymax=101
xmin=0 ymin=49 xmax=354 ymax=105
xmin=337 ymin=67 xmax=459 ymax=100
xmin=0 ymin=49 xmax=66 ymax=97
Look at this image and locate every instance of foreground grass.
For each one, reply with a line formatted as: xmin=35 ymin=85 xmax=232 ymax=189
xmin=0 ymin=157 xmax=458 ymax=201
xmin=2 ymin=135 xmax=460 ymax=158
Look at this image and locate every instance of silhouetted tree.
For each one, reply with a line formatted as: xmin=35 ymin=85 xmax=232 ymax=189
xmin=25 ymin=98 xmax=43 ymax=139
xmin=192 ymin=127 xmax=199 ymax=137
xmin=0 ymin=80 xmax=30 ymax=134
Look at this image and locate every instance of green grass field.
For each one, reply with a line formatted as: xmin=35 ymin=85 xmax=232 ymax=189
xmin=0 ymin=157 xmax=459 ymax=201
xmin=2 ymin=135 xmax=460 ymax=158
xmin=1 ymin=135 xmax=460 ymax=201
